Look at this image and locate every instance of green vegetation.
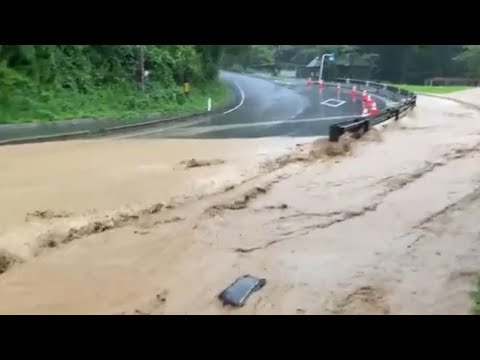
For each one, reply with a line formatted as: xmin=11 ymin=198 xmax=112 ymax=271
xmin=473 ymin=278 xmax=480 ymax=314
xmin=396 ymin=84 xmax=471 ymax=94
xmin=3 ymin=45 xmax=480 ymax=125
xmin=454 ymin=46 xmax=480 ymax=78
xmin=1 ymin=80 xmax=230 ymax=124
xmin=0 ymin=45 xmax=232 ymax=124
xmin=221 ymin=45 xmax=478 ymax=85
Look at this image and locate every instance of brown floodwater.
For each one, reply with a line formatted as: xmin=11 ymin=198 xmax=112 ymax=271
xmin=1 ymin=92 xmax=480 ymax=314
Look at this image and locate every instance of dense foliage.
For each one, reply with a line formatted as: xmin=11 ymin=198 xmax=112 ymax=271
xmin=2 ymin=45 xmax=479 ymax=124
xmin=0 ymin=45 xmax=228 ymax=123
xmin=221 ymin=45 xmax=472 ymax=84
xmin=454 ymin=45 xmax=480 ymax=78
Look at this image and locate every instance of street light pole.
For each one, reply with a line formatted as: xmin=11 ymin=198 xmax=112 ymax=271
xmin=318 ymin=53 xmax=334 ymax=83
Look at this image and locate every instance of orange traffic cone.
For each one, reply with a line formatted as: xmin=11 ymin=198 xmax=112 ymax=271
xmin=366 ymin=95 xmax=373 ymax=108
xmin=361 ymin=90 xmax=368 ymax=102
xmin=351 ymin=86 xmax=358 ymax=98
xmin=370 ymin=102 xmax=378 ymax=116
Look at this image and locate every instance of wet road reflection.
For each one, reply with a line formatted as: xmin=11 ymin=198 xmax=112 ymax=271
xmin=129 ymin=72 xmax=387 ymax=139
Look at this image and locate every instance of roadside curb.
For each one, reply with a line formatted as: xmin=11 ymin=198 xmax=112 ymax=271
xmin=99 ymin=111 xmax=207 ymax=135
xmin=0 ymin=131 xmax=91 ymax=146
xmin=416 ymin=92 xmax=480 ymax=111
xmin=0 ymin=81 xmax=241 ymax=146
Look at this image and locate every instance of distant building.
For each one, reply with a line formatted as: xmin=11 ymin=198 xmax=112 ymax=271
xmin=296 ymin=55 xmax=374 ymax=80
xmin=296 ymin=56 xmax=322 ymax=79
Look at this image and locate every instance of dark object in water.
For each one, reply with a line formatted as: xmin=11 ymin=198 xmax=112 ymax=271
xmin=218 ymin=275 xmax=267 ymax=307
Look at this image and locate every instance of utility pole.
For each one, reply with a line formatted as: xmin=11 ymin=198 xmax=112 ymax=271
xmin=139 ymin=45 xmax=145 ymax=92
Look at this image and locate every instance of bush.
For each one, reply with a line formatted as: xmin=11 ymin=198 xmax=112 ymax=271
xmin=0 ymin=45 xmax=231 ymax=123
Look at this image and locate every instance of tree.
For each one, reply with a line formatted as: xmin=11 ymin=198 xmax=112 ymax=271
xmin=454 ymin=46 xmax=480 ymax=78
xmin=0 ymin=45 xmax=230 ymax=122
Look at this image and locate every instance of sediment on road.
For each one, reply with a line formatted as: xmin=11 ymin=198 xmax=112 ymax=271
xmin=1 ymin=91 xmax=480 ymax=314
xmin=0 ymin=136 xmax=316 ymax=265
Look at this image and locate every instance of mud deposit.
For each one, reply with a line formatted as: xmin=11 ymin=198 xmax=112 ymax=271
xmin=180 ymin=158 xmax=225 ymax=169
xmin=0 ymin=250 xmax=23 ymax=274
xmin=1 ymin=91 xmax=480 ymax=314
xmin=26 ymin=210 xmax=72 ymax=220
xmin=333 ymin=286 xmax=390 ymax=315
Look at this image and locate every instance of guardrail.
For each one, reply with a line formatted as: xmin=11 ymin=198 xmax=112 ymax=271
xmin=328 ymin=78 xmax=417 ymax=142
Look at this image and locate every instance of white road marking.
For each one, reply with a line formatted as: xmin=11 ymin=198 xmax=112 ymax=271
xmin=222 ymin=82 xmax=245 ymax=115
xmin=321 ymin=98 xmax=346 ymax=108
xmin=116 ymin=114 xmax=362 ymax=139
xmin=114 ymin=81 xmax=246 ymax=139
xmin=138 ymin=114 xmax=361 ymax=137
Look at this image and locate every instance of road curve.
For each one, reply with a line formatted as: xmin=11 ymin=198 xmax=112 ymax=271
xmin=124 ymin=71 xmax=387 ymax=140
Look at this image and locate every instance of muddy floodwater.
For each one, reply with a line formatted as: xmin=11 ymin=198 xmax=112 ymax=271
xmin=1 ymin=91 xmax=480 ymax=314
xmin=0 ymin=137 xmax=311 ymax=231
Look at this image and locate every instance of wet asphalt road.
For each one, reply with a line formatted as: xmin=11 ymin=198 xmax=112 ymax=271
xmin=122 ymin=71 xmax=387 ymax=140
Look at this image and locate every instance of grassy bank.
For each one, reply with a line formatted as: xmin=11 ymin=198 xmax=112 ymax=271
xmin=396 ymin=84 xmax=471 ymax=94
xmin=0 ymin=80 xmax=232 ymax=124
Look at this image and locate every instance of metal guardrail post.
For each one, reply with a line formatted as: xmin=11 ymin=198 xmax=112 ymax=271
xmin=329 ymin=124 xmax=345 ymax=142
xmin=328 ymin=78 xmax=417 ymax=142
xmin=364 ymin=119 xmax=370 ymax=133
